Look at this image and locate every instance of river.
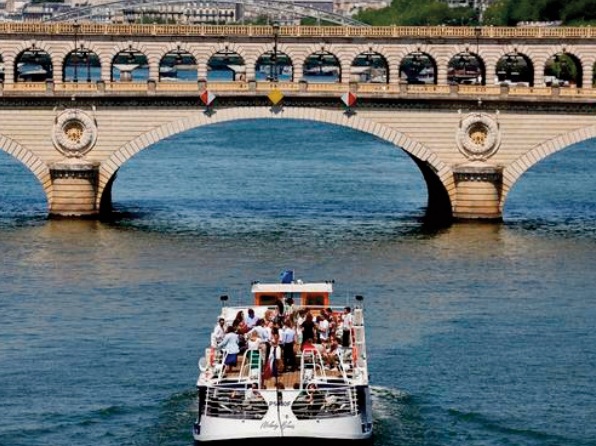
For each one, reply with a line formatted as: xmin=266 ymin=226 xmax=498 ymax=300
xmin=0 ymin=119 xmax=594 ymax=446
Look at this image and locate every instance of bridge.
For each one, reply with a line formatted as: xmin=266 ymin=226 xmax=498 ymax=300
xmin=0 ymin=23 xmax=595 ymax=223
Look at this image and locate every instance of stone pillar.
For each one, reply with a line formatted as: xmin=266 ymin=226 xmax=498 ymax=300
xmin=453 ymin=164 xmax=503 ymax=220
xmin=49 ymin=160 xmax=100 ymax=218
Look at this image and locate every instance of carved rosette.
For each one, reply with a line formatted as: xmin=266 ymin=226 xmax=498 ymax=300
xmin=52 ymin=109 xmax=97 ymax=158
xmin=456 ymin=113 xmax=501 ymax=161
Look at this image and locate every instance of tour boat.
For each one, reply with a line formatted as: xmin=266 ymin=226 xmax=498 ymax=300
xmin=193 ymin=279 xmax=373 ymax=443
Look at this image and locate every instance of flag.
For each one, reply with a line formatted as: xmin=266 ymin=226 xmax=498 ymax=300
xmin=280 ymin=270 xmax=294 ymax=284
xmin=200 ymin=90 xmax=216 ymax=106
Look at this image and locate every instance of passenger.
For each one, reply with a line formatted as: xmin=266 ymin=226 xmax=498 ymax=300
xmin=306 ymin=383 xmax=323 ymax=414
xmin=300 ymin=312 xmax=317 ymax=349
xmin=247 ymin=331 xmax=261 ymax=351
xmin=317 ymin=314 xmax=329 ymax=343
xmin=245 ymin=382 xmax=262 ymax=402
xmin=341 ymin=306 xmax=353 ymax=348
xmin=217 ymin=326 xmax=240 ymax=373
xmin=281 ymin=319 xmax=297 ymax=372
xmin=323 ymin=337 xmax=340 ymax=370
xmin=265 ymin=339 xmax=283 ymax=378
xmin=211 ymin=317 xmax=226 ymax=348
xmin=232 ymin=311 xmax=248 ymax=334
xmin=302 ymin=337 xmax=317 ymax=352
xmin=245 ymin=308 xmax=258 ymax=329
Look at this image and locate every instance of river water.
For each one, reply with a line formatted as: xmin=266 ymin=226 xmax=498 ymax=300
xmin=1 ymin=120 xmax=595 ymax=446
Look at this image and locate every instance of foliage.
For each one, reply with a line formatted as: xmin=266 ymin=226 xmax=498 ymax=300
xmin=483 ymin=0 xmax=596 ymax=25
xmin=355 ymin=0 xmax=477 ymax=26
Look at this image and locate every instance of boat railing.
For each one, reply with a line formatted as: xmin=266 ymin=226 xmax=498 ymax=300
xmin=291 ymin=385 xmax=358 ymax=419
xmin=237 ymin=349 xmax=262 ymax=382
xmin=300 ymin=348 xmax=328 ymax=385
xmin=205 ymin=386 xmax=268 ymax=420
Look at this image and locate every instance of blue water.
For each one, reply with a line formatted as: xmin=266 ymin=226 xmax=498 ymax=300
xmin=0 ymin=120 xmax=595 ymax=446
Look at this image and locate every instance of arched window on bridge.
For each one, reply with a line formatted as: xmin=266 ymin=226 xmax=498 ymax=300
xmin=447 ymin=52 xmax=485 ymax=85
xmin=495 ymin=52 xmax=534 ymax=87
xmin=63 ymin=48 xmax=101 ymax=83
xmin=15 ymin=46 xmax=53 ymax=83
xmin=255 ymin=51 xmax=293 ymax=82
xmin=544 ymin=53 xmax=582 ymax=88
xmin=159 ymin=48 xmax=197 ymax=82
xmin=399 ymin=52 xmax=436 ymax=85
xmin=0 ymin=54 xmax=4 ymax=83
xmin=350 ymin=51 xmax=388 ymax=83
xmin=303 ymin=51 xmax=341 ymax=83
xmin=111 ymin=48 xmax=149 ymax=82
xmin=207 ymin=48 xmax=245 ymax=82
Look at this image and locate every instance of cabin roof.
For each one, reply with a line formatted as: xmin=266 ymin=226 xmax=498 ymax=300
xmin=251 ymin=282 xmax=333 ymax=294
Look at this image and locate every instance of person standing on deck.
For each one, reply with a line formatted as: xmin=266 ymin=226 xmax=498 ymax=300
xmin=341 ymin=307 xmax=353 ymax=348
xmin=217 ymin=326 xmax=240 ymax=373
xmin=211 ymin=317 xmax=226 ymax=348
xmin=281 ymin=319 xmax=297 ymax=372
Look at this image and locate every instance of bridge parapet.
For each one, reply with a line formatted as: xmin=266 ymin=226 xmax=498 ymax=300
xmin=2 ymin=81 xmax=596 ymax=100
xmin=2 ymin=23 xmax=596 ymax=39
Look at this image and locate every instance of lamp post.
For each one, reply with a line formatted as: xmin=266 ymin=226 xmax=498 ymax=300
xmin=73 ymin=20 xmax=80 ymax=82
xmin=271 ymin=22 xmax=279 ymax=82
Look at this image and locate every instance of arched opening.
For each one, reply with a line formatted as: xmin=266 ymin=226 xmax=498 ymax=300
xmin=15 ymin=47 xmax=53 ymax=82
xmin=399 ymin=52 xmax=436 ymax=84
xmin=350 ymin=51 xmax=388 ymax=83
xmin=207 ymin=49 xmax=245 ymax=82
xmin=495 ymin=53 xmax=534 ymax=87
xmin=255 ymin=51 xmax=293 ymax=82
xmin=159 ymin=48 xmax=197 ymax=82
xmin=544 ymin=53 xmax=583 ymax=88
xmin=303 ymin=51 xmax=341 ymax=83
xmin=63 ymin=49 xmax=101 ymax=82
xmin=0 ymin=54 xmax=4 ymax=82
xmin=504 ymin=138 xmax=596 ymax=224
xmin=0 ymin=150 xmax=47 ymax=220
xmin=105 ymin=119 xmax=443 ymax=228
xmin=111 ymin=48 xmax=149 ymax=82
xmin=447 ymin=52 xmax=485 ymax=85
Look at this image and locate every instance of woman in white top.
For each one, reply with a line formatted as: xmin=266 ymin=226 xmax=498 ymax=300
xmin=217 ymin=327 xmax=240 ymax=372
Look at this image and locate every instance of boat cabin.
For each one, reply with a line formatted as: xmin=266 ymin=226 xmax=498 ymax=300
xmin=251 ymin=282 xmax=332 ymax=307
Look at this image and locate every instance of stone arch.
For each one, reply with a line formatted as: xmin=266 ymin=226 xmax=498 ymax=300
xmin=494 ymin=45 xmax=536 ymax=86
xmin=110 ymin=43 xmax=150 ymax=82
xmin=158 ymin=43 xmax=198 ymax=82
xmin=543 ymin=46 xmax=584 ymax=87
xmin=62 ymin=41 xmax=102 ymax=83
xmin=255 ymin=46 xmax=294 ymax=81
xmin=0 ymin=133 xmax=51 ymax=207
xmin=501 ymin=124 xmax=596 ymax=212
xmin=446 ymin=47 xmax=486 ymax=85
xmin=13 ymin=41 xmax=54 ymax=83
xmin=98 ymin=108 xmax=455 ymax=217
xmin=302 ymin=46 xmax=343 ymax=82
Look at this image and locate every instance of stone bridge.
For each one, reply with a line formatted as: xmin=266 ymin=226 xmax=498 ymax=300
xmin=0 ymin=23 xmax=595 ymax=223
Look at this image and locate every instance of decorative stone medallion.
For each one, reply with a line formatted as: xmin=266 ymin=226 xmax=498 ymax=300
xmin=456 ymin=112 xmax=501 ymax=161
xmin=52 ymin=109 xmax=97 ymax=157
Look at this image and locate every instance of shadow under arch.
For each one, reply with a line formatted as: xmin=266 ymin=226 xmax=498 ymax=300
xmin=98 ymin=109 xmax=455 ymax=225
xmin=501 ymin=124 xmax=596 ymax=212
xmin=0 ymin=134 xmax=51 ymax=210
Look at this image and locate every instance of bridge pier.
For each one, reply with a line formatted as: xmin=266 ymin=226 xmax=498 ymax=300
xmin=452 ymin=164 xmax=503 ymax=221
xmin=49 ymin=160 xmax=100 ymax=218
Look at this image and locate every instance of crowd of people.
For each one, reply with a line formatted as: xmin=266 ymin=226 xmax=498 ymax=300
xmin=210 ymin=296 xmax=355 ymax=377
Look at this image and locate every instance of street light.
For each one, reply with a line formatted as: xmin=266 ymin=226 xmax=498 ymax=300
xmin=271 ymin=22 xmax=280 ymax=82
xmin=73 ymin=20 xmax=80 ymax=82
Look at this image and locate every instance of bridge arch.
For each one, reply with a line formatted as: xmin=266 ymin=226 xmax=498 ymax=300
xmin=0 ymin=133 xmax=51 ymax=206
xmin=501 ymin=124 xmax=596 ymax=212
xmin=98 ymin=108 xmax=455 ymax=219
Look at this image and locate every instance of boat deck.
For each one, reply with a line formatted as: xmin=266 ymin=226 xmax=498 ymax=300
xmin=221 ymin=368 xmax=345 ymax=389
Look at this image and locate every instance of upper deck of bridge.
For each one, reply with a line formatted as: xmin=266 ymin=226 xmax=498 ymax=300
xmin=1 ymin=23 xmax=596 ymax=40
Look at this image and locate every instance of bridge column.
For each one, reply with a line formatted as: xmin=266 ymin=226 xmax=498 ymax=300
xmin=582 ymin=63 xmax=593 ymax=89
xmin=49 ymin=160 xmax=100 ymax=217
xmin=197 ymin=61 xmax=208 ymax=81
xmin=436 ymin=63 xmax=448 ymax=85
xmin=453 ymin=164 xmax=503 ymax=220
xmin=294 ymin=60 xmax=304 ymax=81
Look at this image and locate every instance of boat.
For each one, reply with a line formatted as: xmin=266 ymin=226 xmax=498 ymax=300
xmin=193 ymin=277 xmax=373 ymax=443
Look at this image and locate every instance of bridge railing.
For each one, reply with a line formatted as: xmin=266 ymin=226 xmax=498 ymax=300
xmin=0 ymin=23 xmax=596 ymax=39
xmin=3 ymin=80 xmax=596 ymax=100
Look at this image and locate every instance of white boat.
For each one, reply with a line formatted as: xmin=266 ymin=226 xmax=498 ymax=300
xmin=193 ymin=279 xmax=373 ymax=444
